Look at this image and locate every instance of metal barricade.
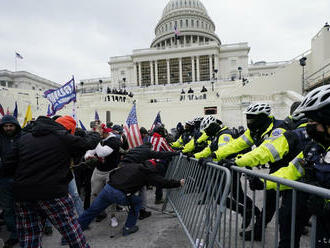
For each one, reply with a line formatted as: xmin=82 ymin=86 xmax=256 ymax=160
xmin=225 ymin=166 xmax=330 ymax=248
xmin=163 ymin=155 xmax=232 ymax=248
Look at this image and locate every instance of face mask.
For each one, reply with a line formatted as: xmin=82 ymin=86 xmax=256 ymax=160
xmin=306 ymin=123 xmax=328 ymax=146
xmin=247 ymin=118 xmax=266 ymax=131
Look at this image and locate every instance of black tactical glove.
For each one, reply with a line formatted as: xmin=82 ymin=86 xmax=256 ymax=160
xmin=198 ymin=157 xmax=212 ymax=169
xmin=218 ymin=159 xmax=236 ymax=169
xmin=249 ymin=176 xmax=265 ymax=191
xmin=307 ymin=194 xmax=330 ymax=216
xmin=209 ymin=140 xmax=218 ymax=152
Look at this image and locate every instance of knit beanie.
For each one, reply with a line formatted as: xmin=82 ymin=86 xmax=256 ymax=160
xmin=56 ymin=116 xmax=76 ymax=134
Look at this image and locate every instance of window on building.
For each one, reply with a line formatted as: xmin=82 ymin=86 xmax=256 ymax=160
xmin=186 ymin=19 xmax=189 ymax=27
xmin=191 ymin=19 xmax=194 ymax=27
xmin=180 ymin=20 xmax=183 ymax=28
xmin=204 ymin=107 xmax=217 ymax=115
xmin=175 ymin=20 xmax=177 ymax=27
xmin=121 ymin=70 xmax=125 ymax=75
xmin=231 ymin=60 xmax=237 ymax=66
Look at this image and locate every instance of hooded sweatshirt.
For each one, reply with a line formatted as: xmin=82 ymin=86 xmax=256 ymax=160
xmin=0 ymin=115 xmax=21 ymax=178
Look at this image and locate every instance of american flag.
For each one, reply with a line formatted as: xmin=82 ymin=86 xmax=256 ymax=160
xmin=15 ymin=52 xmax=23 ymax=59
xmin=124 ymin=104 xmax=143 ymax=149
xmin=149 ymin=132 xmax=174 ymax=152
xmin=174 ymin=24 xmax=180 ymax=40
xmin=150 ymin=111 xmax=162 ymax=131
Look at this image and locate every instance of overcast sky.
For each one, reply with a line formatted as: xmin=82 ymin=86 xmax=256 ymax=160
xmin=1 ymin=0 xmax=329 ymax=84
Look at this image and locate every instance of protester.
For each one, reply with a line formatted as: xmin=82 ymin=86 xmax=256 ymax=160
xmin=0 ymin=115 xmax=21 ymax=248
xmin=78 ymin=157 xmax=184 ymax=236
xmin=2 ymin=116 xmax=100 ymax=248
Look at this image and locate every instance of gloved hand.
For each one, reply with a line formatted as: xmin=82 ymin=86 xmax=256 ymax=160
xmin=198 ymin=158 xmax=212 ymax=169
xmin=218 ymin=159 xmax=236 ymax=169
xmin=307 ymin=194 xmax=329 ymax=216
xmin=249 ymin=176 xmax=265 ymax=191
xmin=209 ymin=140 xmax=218 ymax=152
xmin=185 ymin=153 xmax=194 ymax=161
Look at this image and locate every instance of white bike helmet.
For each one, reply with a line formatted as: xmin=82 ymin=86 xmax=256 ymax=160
xmin=294 ymin=85 xmax=330 ymax=114
xmin=244 ymin=103 xmax=271 ymax=116
xmin=200 ymin=115 xmax=217 ymax=131
xmin=185 ymin=120 xmax=194 ymax=126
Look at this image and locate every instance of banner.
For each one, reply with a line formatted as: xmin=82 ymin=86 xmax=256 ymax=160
xmin=44 ymin=77 xmax=76 ymax=116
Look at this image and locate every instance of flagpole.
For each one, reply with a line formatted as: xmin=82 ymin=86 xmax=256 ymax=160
xmin=15 ymin=53 xmax=17 ymax=72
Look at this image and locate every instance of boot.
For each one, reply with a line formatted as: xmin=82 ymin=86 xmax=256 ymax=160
xmin=123 ymin=225 xmax=139 ymax=236
xmin=239 ymin=228 xmax=262 ymax=241
xmin=139 ymin=209 xmax=151 ymax=220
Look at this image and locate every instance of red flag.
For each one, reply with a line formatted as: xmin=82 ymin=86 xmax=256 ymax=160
xmin=123 ymin=104 xmax=143 ymax=149
xmin=6 ymin=107 xmax=10 ymax=115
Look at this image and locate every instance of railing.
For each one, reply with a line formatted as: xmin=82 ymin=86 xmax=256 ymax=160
xmin=164 ymin=156 xmax=330 ymax=248
xmin=305 ymin=62 xmax=330 ymax=90
xmin=163 ymin=155 xmax=232 ymax=248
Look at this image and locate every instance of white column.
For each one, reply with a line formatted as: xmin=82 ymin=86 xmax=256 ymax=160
xmin=196 ymin=56 xmax=200 ymax=82
xmin=191 ymin=57 xmax=195 ymax=82
xmin=155 ymin=60 xmax=159 ymax=85
xmin=183 ymin=35 xmax=186 ymax=46
xmin=150 ymin=61 xmax=154 ymax=85
xmin=167 ymin=59 xmax=170 ymax=84
xmin=5 ymin=81 xmax=8 ymax=88
xmin=209 ymin=55 xmax=213 ymax=79
xmin=179 ymin=57 xmax=183 ymax=83
xmin=133 ymin=63 xmax=137 ymax=86
xmin=138 ymin=62 xmax=142 ymax=86
xmin=170 ymin=38 xmax=173 ymax=47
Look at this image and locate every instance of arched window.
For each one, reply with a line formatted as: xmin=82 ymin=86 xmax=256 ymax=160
xmin=166 ymin=24 xmax=168 ymax=31
xmin=197 ymin=20 xmax=199 ymax=28
xmin=191 ymin=19 xmax=194 ymax=27
xmin=186 ymin=19 xmax=189 ymax=27
xmin=180 ymin=20 xmax=183 ymax=28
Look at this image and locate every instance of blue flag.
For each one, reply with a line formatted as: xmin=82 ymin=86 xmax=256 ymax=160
xmin=44 ymin=77 xmax=76 ymax=116
xmin=13 ymin=101 xmax=18 ymax=119
xmin=79 ymin=120 xmax=87 ymax=131
xmin=95 ymin=110 xmax=100 ymax=121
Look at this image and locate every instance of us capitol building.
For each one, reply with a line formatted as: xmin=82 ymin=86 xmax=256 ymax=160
xmin=1 ymin=0 xmax=329 ymax=129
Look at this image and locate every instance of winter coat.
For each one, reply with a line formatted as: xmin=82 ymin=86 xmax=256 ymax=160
xmin=0 ymin=115 xmax=21 ymax=178
xmin=2 ymin=116 xmax=100 ymax=200
xmin=108 ymin=161 xmax=181 ymax=194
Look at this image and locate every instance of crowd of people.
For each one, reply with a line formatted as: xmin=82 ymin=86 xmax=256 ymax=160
xmin=0 ymin=84 xmax=329 ymax=248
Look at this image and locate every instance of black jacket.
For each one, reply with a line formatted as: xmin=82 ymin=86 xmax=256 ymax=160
xmin=108 ymin=162 xmax=181 ymax=194
xmin=3 ymin=116 xmax=100 ymax=200
xmin=121 ymin=143 xmax=177 ymax=164
xmin=0 ymin=115 xmax=22 ymax=178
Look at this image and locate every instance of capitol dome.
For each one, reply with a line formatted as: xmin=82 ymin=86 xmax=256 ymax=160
xmin=151 ymin=0 xmax=221 ymax=48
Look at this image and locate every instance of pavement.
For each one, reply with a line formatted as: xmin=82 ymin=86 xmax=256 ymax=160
xmin=0 ymin=188 xmax=190 ymax=248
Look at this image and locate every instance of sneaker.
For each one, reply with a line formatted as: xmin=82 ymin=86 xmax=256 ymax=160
xmin=110 ymin=217 xmax=119 ymax=227
xmin=239 ymin=229 xmax=262 ymax=241
xmin=43 ymin=226 xmax=53 ymax=236
xmin=122 ymin=226 xmax=139 ymax=236
xmin=139 ymin=209 xmax=152 ymax=220
xmin=154 ymin=199 xmax=165 ymax=205
xmin=4 ymin=238 xmax=19 ymax=248
xmin=95 ymin=212 xmax=107 ymax=222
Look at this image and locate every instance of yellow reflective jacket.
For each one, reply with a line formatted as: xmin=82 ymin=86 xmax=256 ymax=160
xmin=171 ymin=136 xmax=184 ymax=148
xmin=235 ymin=128 xmax=287 ymax=167
xmin=213 ymin=118 xmax=284 ymax=162
xmin=194 ymin=127 xmax=233 ymax=159
xmin=182 ymin=131 xmax=208 ymax=154
xmin=266 ymin=151 xmax=305 ymax=190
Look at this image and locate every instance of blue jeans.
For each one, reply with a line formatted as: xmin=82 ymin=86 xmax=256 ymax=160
xmin=78 ymin=184 xmax=141 ymax=230
xmin=68 ymin=178 xmax=84 ymax=216
xmin=0 ymin=178 xmax=17 ymax=239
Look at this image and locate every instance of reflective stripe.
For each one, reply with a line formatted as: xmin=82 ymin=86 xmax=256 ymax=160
xmin=264 ymin=143 xmax=281 ymax=161
xmin=218 ymin=143 xmax=227 ymax=147
xmin=292 ymin=157 xmax=304 ymax=175
xmin=242 ymin=134 xmax=253 ymax=146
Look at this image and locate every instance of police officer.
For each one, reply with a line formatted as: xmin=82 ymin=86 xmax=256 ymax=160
xmin=265 ymin=85 xmax=330 ymax=248
xmin=210 ymin=103 xmax=285 ymax=237
xmin=171 ymin=120 xmax=195 ymax=149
